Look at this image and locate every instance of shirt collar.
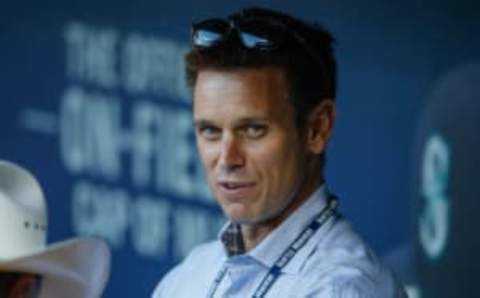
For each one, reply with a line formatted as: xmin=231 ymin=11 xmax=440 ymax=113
xmin=219 ymin=221 xmax=245 ymax=257
xmin=218 ymin=184 xmax=330 ymax=272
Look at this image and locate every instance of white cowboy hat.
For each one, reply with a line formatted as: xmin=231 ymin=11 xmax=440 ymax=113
xmin=0 ymin=160 xmax=111 ymax=298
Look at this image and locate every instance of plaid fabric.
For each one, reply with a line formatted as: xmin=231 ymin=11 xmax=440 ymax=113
xmin=220 ymin=223 xmax=246 ymax=257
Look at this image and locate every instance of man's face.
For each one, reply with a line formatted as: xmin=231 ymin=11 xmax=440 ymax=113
xmin=194 ymin=67 xmax=311 ymax=225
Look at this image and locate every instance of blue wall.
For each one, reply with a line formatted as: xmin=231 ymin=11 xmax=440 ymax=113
xmin=1 ymin=0 xmax=479 ymax=296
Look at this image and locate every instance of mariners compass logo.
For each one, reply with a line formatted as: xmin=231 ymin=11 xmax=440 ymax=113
xmin=419 ymin=134 xmax=450 ymax=260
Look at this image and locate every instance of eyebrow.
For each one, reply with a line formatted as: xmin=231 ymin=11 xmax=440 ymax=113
xmin=193 ymin=119 xmax=214 ymax=128
xmin=235 ymin=117 xmax=269 ymax=125
xmin=193 ymin=117 xmax=269 ymax=128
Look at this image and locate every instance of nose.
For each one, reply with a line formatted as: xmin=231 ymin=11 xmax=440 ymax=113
xmin=218 ymin=135 xmax=245 ymax=171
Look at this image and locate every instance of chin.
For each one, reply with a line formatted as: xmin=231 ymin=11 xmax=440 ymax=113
xmin=221 ymin=202 xmax=280 ymax=225
xmin=224 ymin=210 xmax=258 ymax=225
xmin=226 ymin=211 xmax=275 ymax=226
xmin=226 ymin=212 xmax=252 ymax=224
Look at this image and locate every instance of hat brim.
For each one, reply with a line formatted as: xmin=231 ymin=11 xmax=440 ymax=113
xmin=0 ymin=237 xmax=110 ymax=298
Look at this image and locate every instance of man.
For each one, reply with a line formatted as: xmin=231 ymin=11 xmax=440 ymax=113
xmin=153 ymin=7 xmax=406 ymax=297
xmin=0 ymin=160 xmax=111 ymax=298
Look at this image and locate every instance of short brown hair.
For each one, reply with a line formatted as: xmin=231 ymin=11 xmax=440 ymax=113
xmin=186 ymin=6 xmax=336 ymax=129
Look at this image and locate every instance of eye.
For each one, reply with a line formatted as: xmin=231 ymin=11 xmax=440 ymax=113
xmin=197 ymin=125 xmax=221 ymax=141
xmin=244 ymin=124 xmax=267 ymax=139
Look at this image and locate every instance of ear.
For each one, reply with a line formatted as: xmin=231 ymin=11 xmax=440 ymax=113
xmin=305 ymin=99 xmax=335 ymax=154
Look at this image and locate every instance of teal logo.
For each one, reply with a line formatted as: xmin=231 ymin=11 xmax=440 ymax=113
xmin=419 ymin=134 xmax=451 ymax=260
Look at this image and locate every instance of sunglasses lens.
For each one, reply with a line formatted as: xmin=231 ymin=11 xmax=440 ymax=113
xmin=192 ymin=19 xmax=230 ymax=48
xmin=193 ymin=29 xmax=223 ymax=47
xmin=235 ymin=19 xmax=280 ymax=50
xmin=239 ymin=32 xmax=272 ymax=48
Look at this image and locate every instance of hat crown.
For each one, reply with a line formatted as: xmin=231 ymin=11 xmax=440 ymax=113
xmin=0 ymin=161 xmax=47 ymax=260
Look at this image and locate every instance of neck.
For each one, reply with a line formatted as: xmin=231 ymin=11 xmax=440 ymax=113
xmin=241 ymin=169 xmax=324 ymax=251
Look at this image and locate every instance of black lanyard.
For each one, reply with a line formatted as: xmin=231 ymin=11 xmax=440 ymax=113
xmin=207 ymin=196 xmax=338 ymax=298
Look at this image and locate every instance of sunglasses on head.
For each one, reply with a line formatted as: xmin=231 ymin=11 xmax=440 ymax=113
xmin=191 ymin=12 xmax=332 ymax=96
xmin=191 ymin=14 xmax=321 ymax=57
xmin=192 ymin=17 xmax=287 ymax=50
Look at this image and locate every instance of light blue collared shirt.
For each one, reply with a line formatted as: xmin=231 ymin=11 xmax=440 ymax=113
xmin=152 ymin=186 xmax=407 ymax=297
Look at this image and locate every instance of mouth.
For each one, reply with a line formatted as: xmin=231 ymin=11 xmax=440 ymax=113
xmin=219 ymin=181 xmax=255 ymax=189
xmin=217 ymin=181 xmax=256 ymax=198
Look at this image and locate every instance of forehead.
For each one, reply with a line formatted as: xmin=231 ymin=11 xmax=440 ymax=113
xmin=193 ymin=67 xmax=293 ymax=121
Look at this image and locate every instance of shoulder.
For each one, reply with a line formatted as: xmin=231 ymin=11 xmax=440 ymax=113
xmin=299 ymin=265 xmax=406 ymax=298
xmin=298 ymin=218 xmax=406 ymax=297
xmin=324 ymin=274 xmax=407 ymax=298
xmin=151 ymin=240 xmax=224 ymax=298
xmin=306 ymin=218 xmax=381 ymax=269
